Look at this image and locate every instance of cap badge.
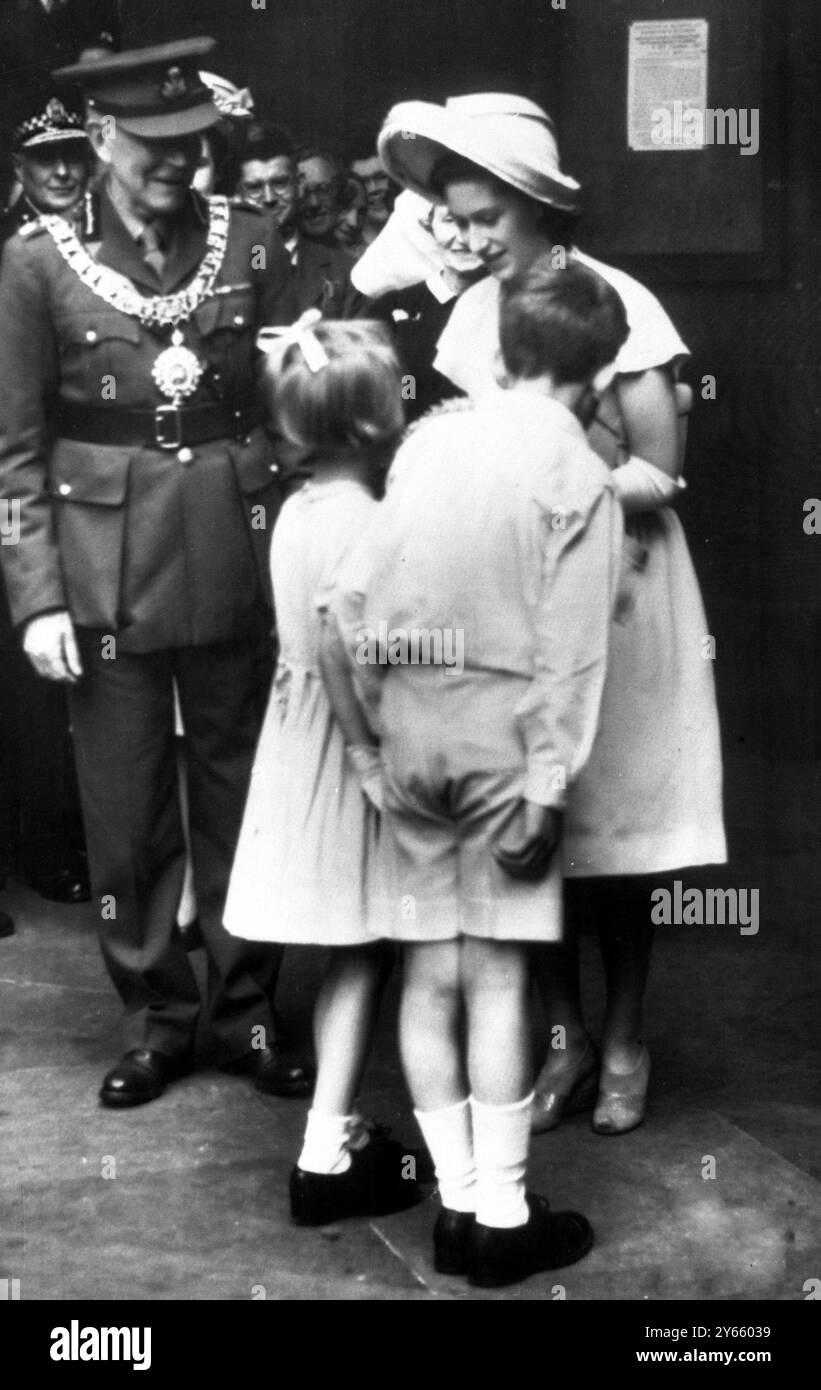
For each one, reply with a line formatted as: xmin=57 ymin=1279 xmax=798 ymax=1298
xmin=45 ymin=98 xmax=69 ymax=124
xmin=160 ymin=66 xmax=188 ymax=102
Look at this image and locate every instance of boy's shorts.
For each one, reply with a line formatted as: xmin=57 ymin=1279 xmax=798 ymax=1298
xmin=376 ymin=667 xmax=562 ymax=942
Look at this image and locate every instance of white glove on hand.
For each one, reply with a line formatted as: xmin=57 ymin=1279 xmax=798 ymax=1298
xmin=346 ymin=744 xmax=384 ymax=812
xmin=611 ymin=455 xmax=686 ymax=514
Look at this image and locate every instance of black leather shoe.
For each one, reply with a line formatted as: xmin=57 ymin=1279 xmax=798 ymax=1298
xmin=290 ymin=1132 xmax=422 ymax=1226
xmin=99 ymin=1048 xmax=193 ymax=1109
xmin=433 ymin=1208 xmax=476 ymax=1275
xmin=467 ymin=1193 xmax=593 ymax=1288
xmin=221 ymin=1045 xmax=315 ymax=1098
xmin=30 ymin=865 xmax=91 ymax=904
xmin=0 ymin=910 xmax=14 ymax=939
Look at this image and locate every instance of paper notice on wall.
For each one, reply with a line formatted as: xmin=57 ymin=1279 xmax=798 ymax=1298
xmin=628 ymin=19 xmax=709 ymax=151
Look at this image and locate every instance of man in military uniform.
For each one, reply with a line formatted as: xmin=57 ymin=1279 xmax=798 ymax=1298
xmin=0 ymin=96 xmax=96 ymax=908
xmin=0 ymin=96 xmax=96 ymax=245
xmin=0 ymin=38 xmax=314 ymax=1107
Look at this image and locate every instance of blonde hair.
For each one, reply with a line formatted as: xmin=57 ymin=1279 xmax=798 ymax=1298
xmin=266 ymin=319 xmax=404 ymax=455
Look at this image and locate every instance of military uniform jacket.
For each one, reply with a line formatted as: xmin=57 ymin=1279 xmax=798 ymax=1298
xmin=0 ymin=188 xmax=296 ymax=650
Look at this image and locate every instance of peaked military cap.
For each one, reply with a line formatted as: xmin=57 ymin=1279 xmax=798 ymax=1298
xmin=13 ymin=97 xmax=88 ymax=153
xmin=53 ymin=37 xmax=221 ymax=139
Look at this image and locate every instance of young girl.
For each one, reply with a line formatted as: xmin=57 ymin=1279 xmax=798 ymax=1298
xmin=223 ymin=315 xmax=420 ymax=1226
xmin=346 ymin=260 xmax=628 ymax=1287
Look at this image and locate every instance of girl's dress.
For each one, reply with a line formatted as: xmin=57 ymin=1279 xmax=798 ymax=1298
xmin=434 ymin=253 xmax=727 ymax=877
xmin=223 ymin=476 xmax=382 ymax=944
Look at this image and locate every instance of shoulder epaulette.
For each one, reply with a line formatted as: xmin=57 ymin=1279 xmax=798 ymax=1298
xmin=19 ymin=220 xmax=47 ymax=240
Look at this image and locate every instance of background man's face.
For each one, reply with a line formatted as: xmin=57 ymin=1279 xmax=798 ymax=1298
xmin=350 ymin=153 xmax=392 ymax=226
xmin=236 ymin=155 xmax=296 ymax=230
xmin=97 ymin=122 xmax=201 ymax=221
xmin=16 ymin=144 xmax=89 ymax=215
xmin=296 ymin=155 xmax=339 ymax=238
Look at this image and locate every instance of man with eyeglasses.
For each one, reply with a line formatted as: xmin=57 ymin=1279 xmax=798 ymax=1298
xmin=236 ymin=127 xmax=361 ymax=318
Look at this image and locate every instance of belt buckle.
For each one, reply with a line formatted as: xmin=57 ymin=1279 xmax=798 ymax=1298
xmin=154 ymin=404 xmax=183 ymax=451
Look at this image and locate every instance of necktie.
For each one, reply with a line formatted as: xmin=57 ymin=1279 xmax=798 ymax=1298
xmin=140 ymin=221 xmax=168 ymax=280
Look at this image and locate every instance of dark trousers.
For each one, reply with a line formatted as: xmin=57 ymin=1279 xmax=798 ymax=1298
xmin=68 ymin=630 xmax=283 ymax=1060
xmin=0 ymin=576 xmax=86 ymax=878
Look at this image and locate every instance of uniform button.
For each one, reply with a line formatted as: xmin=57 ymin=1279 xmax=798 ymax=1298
xmin=58 ymin=482 xmax=72 ymax=496
xmin=177 ymin=448 xmax=194 ymax=464
xmin=85 ymin=329 xmax=97 ymax=342
xmin=233 ymin=314 xmax=245 ymax=325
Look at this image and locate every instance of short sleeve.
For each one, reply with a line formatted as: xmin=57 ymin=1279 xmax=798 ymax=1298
xmin=313 ymin=493 xmax=379 ymax=616
xmin=574 ymin=251 xmax=689 ymax=376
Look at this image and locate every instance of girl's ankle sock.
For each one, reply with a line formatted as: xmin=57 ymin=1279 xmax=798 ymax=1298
xmin=471 ymin=1093 xmax=533 ymax=1229
xmin=413 ymin=1096 xmax=477 ymax=1213
xmin=298 ymin=1109 xmax=353 ymax=1174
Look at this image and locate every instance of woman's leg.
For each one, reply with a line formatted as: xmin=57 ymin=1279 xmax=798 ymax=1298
xmin=533 ymin=880 xmax=591 ymax=1061
xmin=596 ymin=876 xmax=654 ymax=1070
xmin=530 ymin=883 xmax=597 ymax=1130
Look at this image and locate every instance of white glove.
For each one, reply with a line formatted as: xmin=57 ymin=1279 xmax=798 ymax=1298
xmin=611 ymin=455 xmax=686 ymax=514
xmin=345 ymin=744 xmax=384 ymax=812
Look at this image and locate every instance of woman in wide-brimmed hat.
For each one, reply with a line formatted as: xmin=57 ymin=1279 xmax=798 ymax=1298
xmin=378 ymin=94 xmax=726 ymax=1138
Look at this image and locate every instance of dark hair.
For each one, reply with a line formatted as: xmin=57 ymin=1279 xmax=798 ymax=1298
xmin=429 ymin=151 xmax=579 ymax=248
xmin=499 ymin=257 xmax=629 ymax=386
xmin=240 ymin=121 xmax=297 ymax=165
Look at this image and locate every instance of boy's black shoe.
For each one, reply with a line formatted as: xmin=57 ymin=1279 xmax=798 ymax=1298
xmin=467 ymin=1193 xmax=593 ymax=1288
xmin=290 ymin=1133 xmax=422 ymax=1226
xmin=433 ymin=1208 xmax=476 ymax=1275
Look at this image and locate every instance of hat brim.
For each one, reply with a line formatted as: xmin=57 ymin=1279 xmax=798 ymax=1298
xmin=18 ymin=130 xmax=90 ymax=152
xmin=378 ymin=100 xmax=580 ymax=214
xmin=105 ymin=100 xmax=221 ymax=139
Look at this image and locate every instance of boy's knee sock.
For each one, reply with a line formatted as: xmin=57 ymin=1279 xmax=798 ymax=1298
xmin=413 ymin=1097 xmax=477 ymax=1212
xmin=471 ymin=1093 xmax=533 ymax=1228
xmin=298 ymin=1109 xmax=353 ymax=1175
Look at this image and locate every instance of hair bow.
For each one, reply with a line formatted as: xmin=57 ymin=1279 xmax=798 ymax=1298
xmin=257 ymin=308 xmax=329 ymax=373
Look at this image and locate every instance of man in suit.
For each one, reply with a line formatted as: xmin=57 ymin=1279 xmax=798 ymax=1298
xmin=235 ymin=125 xmax=363 ymax=318
xmin=0 ymin=37 xmax=314 ymax=1107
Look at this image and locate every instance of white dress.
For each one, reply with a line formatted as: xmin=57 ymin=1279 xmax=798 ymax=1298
xmin=223 ymin=477 xmax=383 ymax=944
xmin=434 ymin=254 xmax=727 ymax=876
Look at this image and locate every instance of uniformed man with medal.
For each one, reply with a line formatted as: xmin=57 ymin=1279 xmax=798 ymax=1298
xmin=0 ymin=38 xmax=315 ymax=1107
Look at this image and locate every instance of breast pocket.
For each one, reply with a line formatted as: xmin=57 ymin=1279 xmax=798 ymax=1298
xmin=53 ymin=309 xmax=142 ymax=395
xmin=193 ymin=286 xmax=257 ymax=392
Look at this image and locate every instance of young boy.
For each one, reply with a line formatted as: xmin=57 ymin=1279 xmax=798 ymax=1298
xmin=345 ymin=258 xmax=629 ymax=1287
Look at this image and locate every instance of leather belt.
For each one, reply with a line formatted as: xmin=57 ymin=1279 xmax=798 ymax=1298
xmin=56 ymin=398 xmax=265 ymax=452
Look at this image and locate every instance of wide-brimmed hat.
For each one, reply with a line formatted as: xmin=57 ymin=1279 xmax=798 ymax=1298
xmin=13 ymin=97 xmax=89 ymax=154
xmin=54 ymin=38 xmax=221 ymax=139
xmin=352 ymin=189 xmax=446 ymax=298
xmin=378 ymin=93 xmax=580 ymax=214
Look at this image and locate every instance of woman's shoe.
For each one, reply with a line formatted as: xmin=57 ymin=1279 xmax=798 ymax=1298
xmin=592 ymin=1046 xmax=650 ymax=1136
xmin=531 ymin=1037 xmax=598 ymax=1134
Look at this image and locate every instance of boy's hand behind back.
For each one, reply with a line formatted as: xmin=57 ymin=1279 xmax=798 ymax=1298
xmin=494 ymin=803 xmax=562 ymax=883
